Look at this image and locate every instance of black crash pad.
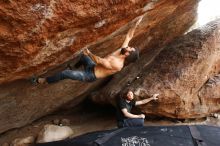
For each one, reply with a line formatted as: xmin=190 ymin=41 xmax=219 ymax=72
xmin=36 ymin=125 xmax=220 ymax=146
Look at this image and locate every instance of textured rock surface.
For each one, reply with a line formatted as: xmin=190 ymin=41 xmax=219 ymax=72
xmin=0 ymin=79 xmax=106 ymax=134
xmin=0 ymin=0 xmax=198 ymax=134
xmin=92 ymin=19 xmax=220 ymax=119
xmin=198 ymin=74 xmax=220 ymax=111
xmin=0 ymin=0 xmax=198 ymax=84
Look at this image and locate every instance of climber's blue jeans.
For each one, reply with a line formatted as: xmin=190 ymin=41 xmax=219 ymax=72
xmin=46 ymin=54 xmax=96 ymax=83
xmin=117 ymin=118 xmax=144 ymax=128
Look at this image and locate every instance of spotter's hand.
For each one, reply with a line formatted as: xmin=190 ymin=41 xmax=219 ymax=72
xmin=152 ymin=93 xmax=159 ymax=100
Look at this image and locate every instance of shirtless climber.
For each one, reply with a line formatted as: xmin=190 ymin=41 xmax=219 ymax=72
xmin=32 ymin=16 xmax=143 ymax=84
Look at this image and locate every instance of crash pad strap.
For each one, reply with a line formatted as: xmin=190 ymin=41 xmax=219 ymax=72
xmin=189 ymin=126 xmax=207 ymax=146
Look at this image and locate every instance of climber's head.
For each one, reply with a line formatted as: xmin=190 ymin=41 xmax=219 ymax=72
xmin=120 ymin=47 xmax=139 ymax=65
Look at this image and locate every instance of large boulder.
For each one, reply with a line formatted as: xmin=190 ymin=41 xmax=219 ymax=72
xmin=0 ymin=0 xmax=198 ymax=134
xmin=92 ymin=19 xmax=220 ymax=119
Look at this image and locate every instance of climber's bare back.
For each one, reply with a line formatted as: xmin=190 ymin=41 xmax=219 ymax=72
xmin=94 ymin=54 xmax=124 ymax=78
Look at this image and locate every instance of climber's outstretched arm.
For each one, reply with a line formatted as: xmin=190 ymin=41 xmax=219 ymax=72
xmin=121 ymin=15 xmax=143 ymax=48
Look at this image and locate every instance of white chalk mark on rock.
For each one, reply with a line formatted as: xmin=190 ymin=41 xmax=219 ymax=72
xmin=30 ymin=0 xmax=57 ymax=33
xmin=142 ymin=2 xmax=155 ymax=12
xmin=94 ymin=20 xmax=106 ymax=28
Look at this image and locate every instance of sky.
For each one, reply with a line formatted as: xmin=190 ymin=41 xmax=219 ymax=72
xmin=197 ymin=0 xmax=220 ymax=26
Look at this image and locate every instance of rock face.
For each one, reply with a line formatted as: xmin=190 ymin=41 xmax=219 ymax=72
xmin=92 ymin=19 xmax=220 ymax=119
xmin=0 ymin=79 xmax=106 ymax=134
xmin=198 ymin=74 xmax=220 ymax=112
xmin=0 ymin=0 xmax=198 ymax=134
xmin=0 ymin=0 xmax=198 ymax=84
